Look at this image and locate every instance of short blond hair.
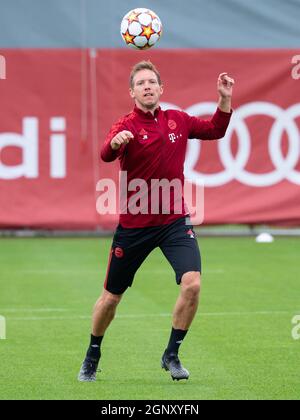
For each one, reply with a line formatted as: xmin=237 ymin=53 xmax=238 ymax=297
xmin=129 ymin=60 xmax=162 ymax=89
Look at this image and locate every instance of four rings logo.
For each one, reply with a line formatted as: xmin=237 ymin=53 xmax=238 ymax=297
xmin=161 ymin=101 xmax=300 ymax=187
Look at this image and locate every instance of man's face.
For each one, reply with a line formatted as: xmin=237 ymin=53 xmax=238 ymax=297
xmin=130 ymin=69 xmax=163 ymax=111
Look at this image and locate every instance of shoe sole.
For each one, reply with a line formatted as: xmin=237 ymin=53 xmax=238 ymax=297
xmin=78 ymin=377 xmax=96 ymax=382
xmin=161 ymin=359 xmax=189 ymax=381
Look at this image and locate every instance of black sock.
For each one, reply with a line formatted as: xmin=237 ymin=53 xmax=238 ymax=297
xmin=86 ymin=334 xmax=103 ymax=360
xmin=166 ymin=328 xmax=188 ymax=355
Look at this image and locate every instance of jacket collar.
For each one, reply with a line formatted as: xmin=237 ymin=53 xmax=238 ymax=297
xmin=133 ymin=105 xmax=161 ymax=119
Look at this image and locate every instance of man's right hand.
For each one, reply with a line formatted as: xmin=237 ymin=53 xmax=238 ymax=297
xmin=110 ymin=131 xmax=134 ymax=150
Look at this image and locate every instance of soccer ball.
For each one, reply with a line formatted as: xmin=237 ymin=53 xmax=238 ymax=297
xmin=120 ymin=8 xmax=162 ymax=50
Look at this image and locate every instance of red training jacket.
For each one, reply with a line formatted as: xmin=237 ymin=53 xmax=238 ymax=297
xmin=101 ymin=105 xmax=232 ymax=228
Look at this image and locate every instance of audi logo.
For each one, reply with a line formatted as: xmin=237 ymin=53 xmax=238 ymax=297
xmin=161 ymin=101 xmax=300 ymax=187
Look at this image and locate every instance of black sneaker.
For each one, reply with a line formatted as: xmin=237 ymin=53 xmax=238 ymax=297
xmin=161 ymin=350 xmax=189 ymax=381
xmin=78 ymin=356 xmax=100 ymax=382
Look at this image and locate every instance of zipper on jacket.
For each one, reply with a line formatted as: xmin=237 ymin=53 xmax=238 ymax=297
xmin=155 ymin=115 xmax=167 ymax=221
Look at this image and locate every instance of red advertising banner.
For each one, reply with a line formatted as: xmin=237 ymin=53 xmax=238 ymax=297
xmin=0 ymin=49 xmax=300 ymax=229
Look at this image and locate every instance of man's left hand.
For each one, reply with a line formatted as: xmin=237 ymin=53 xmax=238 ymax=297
xmin=217 ymin=72 xmax=235 ymax=98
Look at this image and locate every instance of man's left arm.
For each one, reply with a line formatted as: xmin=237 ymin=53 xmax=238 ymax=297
xmin=187 ymin=73 xmax=235 ymax=140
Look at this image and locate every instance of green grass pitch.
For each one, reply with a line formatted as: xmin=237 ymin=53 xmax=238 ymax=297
xmin=0 ymin=237 xmax=299 ymax=400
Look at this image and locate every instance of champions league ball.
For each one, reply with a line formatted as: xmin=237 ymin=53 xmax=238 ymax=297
xmin=120 ymin=8 xmax=162 ymax=50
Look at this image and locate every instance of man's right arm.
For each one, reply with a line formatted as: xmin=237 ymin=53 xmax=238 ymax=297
xmin=100 ymin=122 xmax=134 ymax=162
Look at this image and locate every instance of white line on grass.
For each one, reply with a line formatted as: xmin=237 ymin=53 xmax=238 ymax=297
xmin=4 ymin=310 xmax=296 ymax=321
xmin=7 ymin=270 xmax=100 ymax=275
xmin=0 ymin=308 xmax=69 ymax=313
xmin=11 ymin=268 xmax=225 ymax=275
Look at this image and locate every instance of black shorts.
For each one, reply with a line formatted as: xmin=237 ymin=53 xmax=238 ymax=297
xmin=103 ymin=216 xmax=201 ymax=295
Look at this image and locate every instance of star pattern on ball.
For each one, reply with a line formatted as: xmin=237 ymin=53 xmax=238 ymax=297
xmin=120 ymin=9 xmax=162 ymax=49
xmin=127 ymin=11 xmax=140 ymax=23
xmin=141 ymin=25 xmax=155 ymax=40
xmin=123 ymin=31 xmax=135 ymax=45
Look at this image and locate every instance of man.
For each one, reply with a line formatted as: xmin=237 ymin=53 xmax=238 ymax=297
xmin=78 ymin=61 xmax=234 ymax=382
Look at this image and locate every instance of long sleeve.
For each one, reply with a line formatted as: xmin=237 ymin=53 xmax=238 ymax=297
xmin=100 ymin=120 xmax=127 ymax=162
xmin=185 ymin=107 xmax=232 ymax=140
